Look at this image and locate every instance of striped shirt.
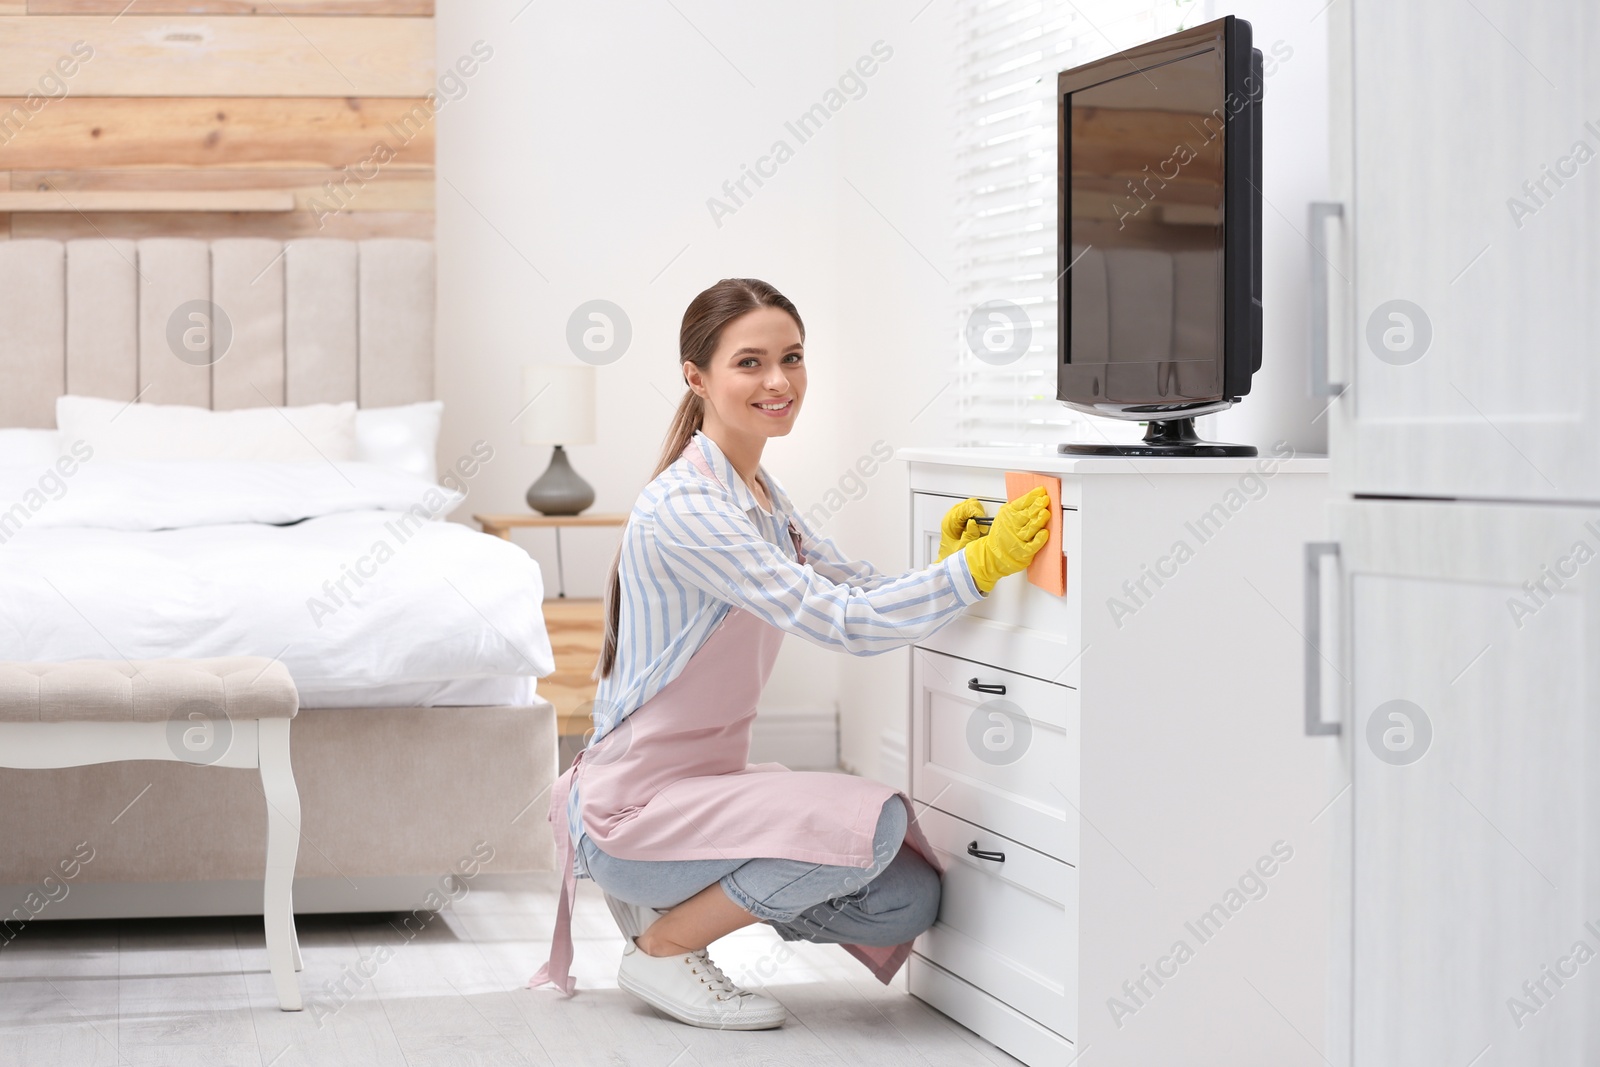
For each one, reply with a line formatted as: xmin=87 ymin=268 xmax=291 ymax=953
xmin=565 ymin=428 xmax=985 ymax=866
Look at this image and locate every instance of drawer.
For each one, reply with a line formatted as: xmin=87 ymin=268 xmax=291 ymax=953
xmin=912 ymin=490 xmax=1083 ymax=685
xmin=912 ymin=804 xmax=1077 ymax=1039
xmin=911 ymin=647 xmax=1078 ymax=863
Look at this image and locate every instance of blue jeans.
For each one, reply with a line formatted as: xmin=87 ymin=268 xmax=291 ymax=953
xmin=576 ymin=795 xmax=940 ymax=948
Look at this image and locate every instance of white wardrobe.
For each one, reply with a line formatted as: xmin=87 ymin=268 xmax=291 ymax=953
xmin=1317 ymin=3 xmax=1600 ymax=1063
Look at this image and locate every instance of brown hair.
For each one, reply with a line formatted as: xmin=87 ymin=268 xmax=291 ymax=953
xmin=595 ymin=278 xmax=805 ymax=680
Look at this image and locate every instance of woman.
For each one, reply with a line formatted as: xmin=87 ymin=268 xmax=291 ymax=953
xmin=529 ymin=278 xmax=1051 ymax=1030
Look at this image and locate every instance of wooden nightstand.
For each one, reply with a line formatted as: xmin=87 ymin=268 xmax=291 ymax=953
xmin=536 ymin=597 xmax=610 ymax=772
xmin=473 ymin=513 xmax=627 ymax=769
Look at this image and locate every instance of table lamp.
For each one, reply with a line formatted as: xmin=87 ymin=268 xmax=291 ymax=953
xmin=521 ymin=364 xmax=596 ymax=515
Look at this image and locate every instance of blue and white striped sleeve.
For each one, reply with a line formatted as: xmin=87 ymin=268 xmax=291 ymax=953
xmin=651 ymin=482 xmax=985 ymax=655
xmin=787 ymin=508 xmax=900 ymax=592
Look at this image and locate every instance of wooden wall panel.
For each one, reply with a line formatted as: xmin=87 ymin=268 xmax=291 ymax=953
xmin=16 ymin=167 xmax=434 ymax=189
xmin=1 ymin=8 xmax=433 ymax=256
xmin=14 ymin=169 xmax=436 ymax=213
xmin=0 ymin=189 xmax=295 ymax=210
xmin=0 ymin=16 xmax=432 ymax=97
xmin=11 ymin=210 xmax=431 ymax=239
xmin=0 ymin=98 xmax=435 ymax=169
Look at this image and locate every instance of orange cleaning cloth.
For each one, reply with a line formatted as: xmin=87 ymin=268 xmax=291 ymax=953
xmin=1003 ymin=471 xmax=1067 ymax=596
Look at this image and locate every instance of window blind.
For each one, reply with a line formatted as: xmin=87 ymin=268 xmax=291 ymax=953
xmin=953 ymin=0 xmax=1200 ymax=448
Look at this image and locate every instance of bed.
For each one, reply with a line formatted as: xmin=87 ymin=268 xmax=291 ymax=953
xmin=0 ymin=237 xmax=558 ymax=918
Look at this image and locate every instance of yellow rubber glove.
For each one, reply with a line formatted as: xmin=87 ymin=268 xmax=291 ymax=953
xmin=936 ymin=497 xmax=987 ymax=562
xmin=961 ymin=486 xmax=1051 ymax=594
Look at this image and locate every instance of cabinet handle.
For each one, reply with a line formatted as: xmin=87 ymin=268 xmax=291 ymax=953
xmin=1308 ymin=201 xmax=1347 ymax=399
xmin=967 ymin=678 xmax=1006 ymax=695
xmin=967 ymin=841 xmax=1006 ymax=863
xmin=1304 ymin=541 xmax=1341 ymax=737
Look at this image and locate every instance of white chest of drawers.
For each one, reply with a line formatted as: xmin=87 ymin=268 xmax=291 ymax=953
xmin=897 ymin=445 xmax=1332 ymax=1067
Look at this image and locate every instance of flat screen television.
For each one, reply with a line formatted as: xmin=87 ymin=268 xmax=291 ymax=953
xmin=1056 ymin=15 xmax=1262 ymax=456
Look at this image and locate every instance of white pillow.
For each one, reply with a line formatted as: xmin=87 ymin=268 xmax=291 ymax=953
xmin=0 ymin=460 xmax=463 ymax=532
xmin=0 ymin=428 xmax=62 ymax=467
xmin=55 ymin=395 xmax=357 ymax=463
xmin=355 ymin=400 xmax=442 ymax=483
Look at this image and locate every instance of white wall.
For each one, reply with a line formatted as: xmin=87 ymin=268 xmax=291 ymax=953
xmin=436 ymin=1 xmax=1331 ymax=783
xmin=829 ymin=3 xmax=960 ymax=781
xmin=435 ymin=0 xmax=854 ymax=752
xmin=1203 ymin=0 xmax=1334 ymax=456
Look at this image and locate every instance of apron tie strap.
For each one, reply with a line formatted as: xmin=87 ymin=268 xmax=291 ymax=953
xmin=527 ymin=748 xmax=585 ymax=996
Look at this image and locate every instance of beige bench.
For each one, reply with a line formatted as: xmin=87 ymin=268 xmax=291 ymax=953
xmin=0 ymin=656 xmax=304 ymax=1010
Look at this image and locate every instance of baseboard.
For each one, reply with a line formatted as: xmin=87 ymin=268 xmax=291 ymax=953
xmin=749 ymin=703 xmax=838 ymax=770
xmin=879 ymin=728 xmax=908 ymax=792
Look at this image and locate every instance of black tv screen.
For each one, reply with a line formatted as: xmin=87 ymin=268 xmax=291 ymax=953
xmin=1057 ymin=16 xmax=1262 ymax=432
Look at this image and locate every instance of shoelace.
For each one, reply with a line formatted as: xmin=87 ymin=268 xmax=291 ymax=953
xmin=684 ymin=948 xmax=743 ymax=1001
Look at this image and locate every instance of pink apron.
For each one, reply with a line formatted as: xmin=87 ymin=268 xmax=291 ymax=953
xmin=529 ymin=437 xmax=944 ymax=997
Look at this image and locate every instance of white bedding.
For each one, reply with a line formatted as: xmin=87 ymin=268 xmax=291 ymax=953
xmin=0 ymin=458 xmax=465 ymax=531
xmin=0 ymin=461 xmax=555 ymax=707
xmin=307 ymin=676 xmax=540 ymax=708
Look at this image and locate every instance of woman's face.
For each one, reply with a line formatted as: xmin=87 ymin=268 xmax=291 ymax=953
xmin=686 ymin=305 xmax=806 ymax=444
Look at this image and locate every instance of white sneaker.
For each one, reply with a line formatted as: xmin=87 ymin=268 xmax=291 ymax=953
xmin=617 ymin=936 xmax=787 ymax=1030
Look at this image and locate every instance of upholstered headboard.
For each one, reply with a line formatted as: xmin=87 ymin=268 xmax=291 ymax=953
xmin=0 ymin=238 xmax=434 ymax=429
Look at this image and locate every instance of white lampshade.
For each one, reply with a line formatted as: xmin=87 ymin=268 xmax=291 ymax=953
xmin=521 ymin=364 xmax=596 ymax=446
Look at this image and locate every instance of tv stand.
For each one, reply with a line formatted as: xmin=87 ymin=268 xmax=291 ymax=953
xmin=896 ymin=445 xmax=1331 ymax=1066
xmin=1058 ymin=415 xmax=1257 ymax=457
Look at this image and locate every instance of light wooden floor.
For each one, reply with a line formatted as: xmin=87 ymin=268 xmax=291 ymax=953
xmin=0 ymin=872 xmax=1023 ymax=1066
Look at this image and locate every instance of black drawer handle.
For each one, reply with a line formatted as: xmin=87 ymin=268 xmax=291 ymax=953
xmin=967 ymin=841 xmax=1006 ymax=863
xmin=967 ymin=677 xmax=1006 ymax=695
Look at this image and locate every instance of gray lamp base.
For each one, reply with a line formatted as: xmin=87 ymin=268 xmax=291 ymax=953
xmin=525 ymin=444 xmax=595 ymax=516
